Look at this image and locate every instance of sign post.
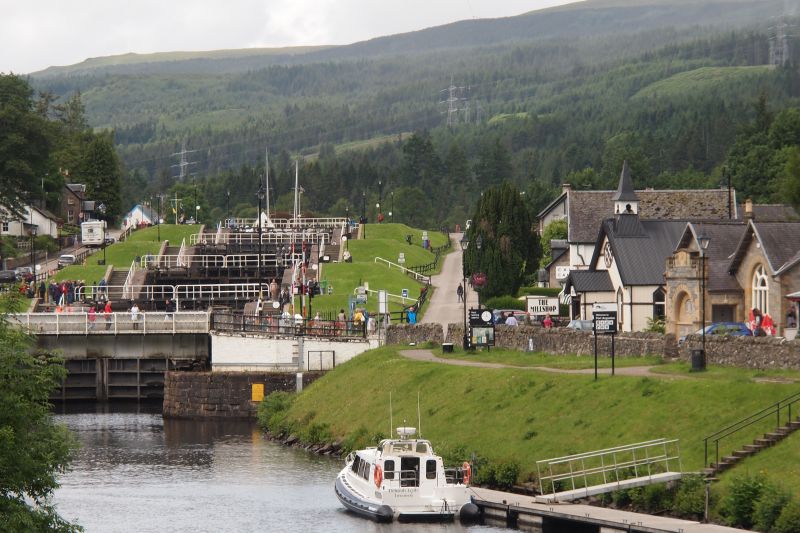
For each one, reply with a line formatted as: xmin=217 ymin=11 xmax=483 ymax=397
xmin=468 ymin=308 xmax=495 ymax=350
xmin=526 ymin=296 xmax=559 ymax=319
xmin=592 ymin=304 xmax=618 ymax=380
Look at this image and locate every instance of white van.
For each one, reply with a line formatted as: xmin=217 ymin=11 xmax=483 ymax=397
xmin=57 ymin=254 xmax=77 ymax=268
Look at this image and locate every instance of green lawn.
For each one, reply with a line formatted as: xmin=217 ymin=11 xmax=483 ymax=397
xmin=633 ymin=66 xmax=771 ymax=100
xmin=280 ymin=346 xmax=800 ymax=493
xmin=362 ymin=223 xmax=449 ymax=248
xmin=439 ymin=347 xmax=663 ymax=369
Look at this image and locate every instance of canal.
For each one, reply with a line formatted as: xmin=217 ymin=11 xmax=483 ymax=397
xmin=52 ymin=405 xmax=505 ymax=533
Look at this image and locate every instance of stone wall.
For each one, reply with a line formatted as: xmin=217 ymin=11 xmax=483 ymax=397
xmin=446 ymin=323 xmax=668 ymax=357
xmin=163 ymin=371 xmax=322 ymax=419
xmin=385 ymin=323 xmax=444 ymax=346
xmin=680 ymin=335 xmax=800 ymax=369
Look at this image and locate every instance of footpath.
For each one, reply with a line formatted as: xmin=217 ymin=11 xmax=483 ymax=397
xmin=420 ymin=232 xmax=476 ymax=326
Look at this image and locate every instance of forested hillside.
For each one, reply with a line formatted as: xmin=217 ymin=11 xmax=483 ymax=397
xmin=22 ymin=0 xmax=800 ymax=227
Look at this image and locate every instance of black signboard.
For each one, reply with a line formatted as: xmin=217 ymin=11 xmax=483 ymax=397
xmin=593 ymin=311 xmax=618 ymax=335
xmin=468 ymin=308 xmax=495 ymax=347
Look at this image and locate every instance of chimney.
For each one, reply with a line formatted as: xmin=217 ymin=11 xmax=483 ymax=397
xmin=745 ymin=198 xmax=754 ymax=220
xmin=562 ymin=183 xmax=572 ymax=195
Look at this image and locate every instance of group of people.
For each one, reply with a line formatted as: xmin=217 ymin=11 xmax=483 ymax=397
xmin=749 ymin=307 xmax=778 ymax=336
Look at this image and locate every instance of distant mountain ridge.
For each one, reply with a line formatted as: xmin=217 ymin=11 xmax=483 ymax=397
xmin=32 ymin=0 xmax=789 ymax=78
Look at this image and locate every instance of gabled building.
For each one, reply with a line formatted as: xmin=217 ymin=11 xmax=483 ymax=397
xmin=0 ymin=205 xmax=60 ymax=239
xmin=666 ymin=208 xmax=800 ymax=339
xmin=123 ymin=204 xmax=158 ymax=229
xmin=564 ymin=163 xmax=685 ymax=331
xmin=61 ymin=183 xmax=95 ymax=225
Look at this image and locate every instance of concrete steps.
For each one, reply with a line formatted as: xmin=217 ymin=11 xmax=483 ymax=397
xmin=707 ymin=416 xmax=800 ymax=477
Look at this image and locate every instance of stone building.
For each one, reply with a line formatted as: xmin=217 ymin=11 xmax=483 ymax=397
xmin=665 ymin=207 xmax=800 ymax=339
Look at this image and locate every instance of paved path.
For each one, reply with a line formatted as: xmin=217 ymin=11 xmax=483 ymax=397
xmin=420 ymin=233 xmax=476 ymax=327
xmin=472 ymin=487 xmax=746 ymax=533
xmin=399 ymin=349 xmax=687 ymax=378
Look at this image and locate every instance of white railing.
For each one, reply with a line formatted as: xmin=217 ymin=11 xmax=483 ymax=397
xmin=121 ymin=260 xmax=139 ymax=300
xmin=141 ymin=254 xmax=281 ymax=270
xmin=77 ymin=284 xmax=176 ymax=302
xmin=215 ymin=222 xmax=224 ymax=245
xmin=190 ymin=231 xmax=330 ymax=246
xmin=352 ymin=287 xmax=416 ymax=305
xmin=224 ymin=217 xmax=347 ymax=229
xmin=174 ymin=283 xmax=268 ymax=308
xmin=9 ymin=311 xmax=210 ymax=335
xmin=176 ymin=238 xmax=188 ymax=267
xmin=374 ymin=257 xmax=429 ymax=283
xmin=536 ymin=439 xmax=682 ymax=502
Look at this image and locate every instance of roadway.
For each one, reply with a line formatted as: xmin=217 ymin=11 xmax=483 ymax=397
xmin=420 ymin=233 xmax=477 ymax=328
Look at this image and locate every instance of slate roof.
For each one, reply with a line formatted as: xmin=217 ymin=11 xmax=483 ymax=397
xmin=675 ymin=222 xmax=746 ymax=292
xmin=612 ymin=161 xmax=638 ymax=202
xmin=591 ymin=217 xmax=686 ymax=286
xmin=728 ymin=221 xmax=800 ymax=276
xmin=737 ymin=204 xmax=799 ymax=222
xmin=568 ymin=189 xmax=733 ymax=243
xmin=565 ymin=270 xmax=614 ymax=293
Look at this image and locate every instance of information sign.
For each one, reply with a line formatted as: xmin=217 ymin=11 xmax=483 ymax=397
xmin=526 ymin=296 xmax=559 ymax=317
xmin=593 ymin=311 xmax=617 ymax=335
xmin=469 ymin=308 xmax=495 ymax=347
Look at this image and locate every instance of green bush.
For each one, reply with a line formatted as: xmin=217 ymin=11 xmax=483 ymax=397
xmin=612 ymin=488 xmax=633 ymax=508
xmin=517 ymin=287 xmax=562 ymax=297
xmin=645 ymin=317 xmax=666 ymax=333
xmin=483 ymin=296 xmax=525 ymax=311
xmin=719 ymin=473 xmax=766 ymax=529
xmin=753 ymin=483 xmax=791 ymax=533
xmin=674 ymin=475 xmax=706 ymax=518
xmin=341 ymin=426 xmax=372 ymax=454
xmin=774 ymin=499 xmax=800 ymax=533
xmin=256 ymin=391 xmax=296 ymax=436
xmin=472 ymin=460 xmax=519 ymax=489
xmin=304 ymin=422 xmax=333 ymax=444
xmin=630 ymin=484 xmax=671 ymax=513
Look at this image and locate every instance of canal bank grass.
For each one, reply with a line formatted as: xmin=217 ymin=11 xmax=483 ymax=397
xmin=280 ymin=346 xmax=798 ymax=489
xmin=649 ymin=361 xmax=800 ymax=382
xmin=363 ymin=223 xmax=449 ymax=249
xmin=438 ymin=347 xmax=664 ymax=369
xmin=312 ymin=262 xmax=427 ymax=316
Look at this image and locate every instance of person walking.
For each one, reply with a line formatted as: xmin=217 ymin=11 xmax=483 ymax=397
xmin=543 ymin=314 xmax=554 ymax=329
xmin=88 ymin=305 xmax=97 ymax=330
xmin=457 ymin=283 xmax=464 ymax=303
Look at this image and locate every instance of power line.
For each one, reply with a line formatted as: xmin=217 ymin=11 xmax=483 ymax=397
xmin=170 ymin=138 xmax=198 ymax=181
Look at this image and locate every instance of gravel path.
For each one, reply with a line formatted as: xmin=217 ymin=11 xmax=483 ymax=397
xmin=419 ymin=233 xmax=477 ymax=326
xmin=399 ymin=349 xmax=688 ymax=378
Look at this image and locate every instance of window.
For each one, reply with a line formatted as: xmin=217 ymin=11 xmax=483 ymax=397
xmin=752 ymin=264 xmax=769 ymax=314
xmin=384 ymin=460 xmax=395 ymax=480
xmin=616 ymin=288 xmax=624 ymax=326
xmin=1 ymin=222 xmax=8 ymax=232
xmin=426 ymin=460 xmax=437 ymax=480
xmin=67 ymin=210 xmax=74 ymax=223
xmin=653 ymin=288 xmax=666 ymax=321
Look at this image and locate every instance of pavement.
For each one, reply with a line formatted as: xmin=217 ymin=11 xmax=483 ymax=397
xmin=419 ymin=233 xmax=477 ymax=327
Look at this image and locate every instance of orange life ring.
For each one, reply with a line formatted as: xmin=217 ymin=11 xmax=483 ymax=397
xmin=374 ymin=464 xmax=383 ymax=487
xmin=462 ymin=461 xmax=471 ymax=485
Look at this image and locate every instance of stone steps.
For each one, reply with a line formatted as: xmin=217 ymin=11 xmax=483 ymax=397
xmin=706 ymin=416 xmax=800 ymax=478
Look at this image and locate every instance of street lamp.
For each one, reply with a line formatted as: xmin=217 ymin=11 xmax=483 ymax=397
xmin=460 ymin=233 xmax=470 ymax=350
xmin=226 ymin=190 xmax=231 ymax=225
xmin=362 ymin=191 xmax=367 ymax=239
xmin=698 ymin=235 xmax=710 ymax=369
xmin=475 ymin=235 xmax=483 ymax=309
xmin=257 ymin=184 xmax=265 ymax=297
xmin=156 ymin=194 xmax=162 ymax=243
xmin=378 ymin=180 xmax=383 ymax=221
xmin=390 ymin=192 xmax=394 ymax=223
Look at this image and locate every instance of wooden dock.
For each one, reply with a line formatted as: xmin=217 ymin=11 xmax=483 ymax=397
xmin=472 ymin=487 xmax=747 ymax=533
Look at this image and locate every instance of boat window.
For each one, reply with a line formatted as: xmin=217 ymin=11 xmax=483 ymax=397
xmin=416 ymin=442 xmax=428 ymax=453
xmin=393 ymin=442 xmax=414 ymax=453
xmin=426 ymin=459 xmax=437 ymax=480
xmin=384 ymin=460 xmax=395 ymax=480
xmin=351 ymin=455 xmax=361 ymax=474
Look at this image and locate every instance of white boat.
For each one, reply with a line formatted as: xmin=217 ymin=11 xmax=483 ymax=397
xmin=334 ymin=427 xmax=480 ymax=522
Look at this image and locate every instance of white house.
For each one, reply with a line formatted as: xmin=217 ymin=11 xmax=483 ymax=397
xmin=123 ymin=204 xmax=158 ymax=229
xmin=0 ymin=205 xmax=60 ymax=239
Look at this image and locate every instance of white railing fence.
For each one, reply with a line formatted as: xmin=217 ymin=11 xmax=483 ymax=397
xmin=9 ymin=311 xmax=210 ymax=335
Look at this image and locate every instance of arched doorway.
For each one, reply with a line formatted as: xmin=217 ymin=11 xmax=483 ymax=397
xmin=675 ymin=291 xmax=694 ymax=337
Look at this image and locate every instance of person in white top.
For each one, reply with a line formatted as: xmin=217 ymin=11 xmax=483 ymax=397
xmin=130 ymin=302 xmax=140 ymax=330
xmin=504 ymin=313 xmax=518 ymax=327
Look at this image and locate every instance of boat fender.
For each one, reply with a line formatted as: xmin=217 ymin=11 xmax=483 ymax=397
xmin=374 ymin=464 xmax=383 ymax=488
xmin=376 ymin=504 xmax=394 ymax=522
xmin=459 ymin=502 xmax=480 ymax=523
xmin=462 ymin=461 xmax=471 ymax=485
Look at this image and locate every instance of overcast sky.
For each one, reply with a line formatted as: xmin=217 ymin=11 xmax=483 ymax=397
xmin=1 ymin=0 xmax=580 ymax=74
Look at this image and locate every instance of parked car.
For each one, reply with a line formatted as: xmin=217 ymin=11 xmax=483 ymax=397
xmin=0 ymin=270 xmax=17 ymax=284
xmin=57 ymin=254 xmax=77 ymax=269
xmin=104 ymin=236 xmax=116 ymax=245
xmin=492 ymin=309 xmax=529 ymax=324
xmin=14 ymin=266 xmax=34 ymax=281
xmin=678 ymin=322 xmax=753 ymax=345
xmin=567 ymin=319 xmax=594 ymax=331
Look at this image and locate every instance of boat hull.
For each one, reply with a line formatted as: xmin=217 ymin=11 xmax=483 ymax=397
xmin=335 ymin=475 xmax=394 ymax=522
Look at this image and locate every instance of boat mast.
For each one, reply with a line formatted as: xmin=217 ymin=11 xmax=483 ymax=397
xmin=417 ymin=391 xmax=422 ymax=438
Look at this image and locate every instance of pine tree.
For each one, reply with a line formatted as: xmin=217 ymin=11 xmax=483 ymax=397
xmin=79 ymin=133 xmax=123 ymax=221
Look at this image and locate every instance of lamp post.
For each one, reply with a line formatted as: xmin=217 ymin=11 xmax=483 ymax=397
xmin=698 ymin=235 xmax=710 ymax=368
xmin=390 ymin=192 xmax=394 ymax=223
xmin=362 ymin=191 xmax=367 ymax=239
xmin=97 ymin=203 xmax=107 ymax=265
xmin=378 ymin=180 xmax=383 ymax=221
xmin=30 ymin=227 xmax=37 ymax=274
xmin=157 ymin=194 xmax=162 ymax=242
xmin=257 ymin=184 xmax=265 ymax=297
xmin=475 ymin=235 xmax=483 ymax=308
xmin=460 ymin=233 xmax=470 ymax=350
xmin=226 ymin=190 xmax=230 ymax=225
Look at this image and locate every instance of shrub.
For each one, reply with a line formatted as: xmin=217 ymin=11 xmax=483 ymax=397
xmin=774 ymin=499 xmax=800 ymax=533
xmin=719 ymin=473 xmax=765 ymax=529
xmin=518 ymin=287 xmax=561 ymax=297
xmin=612 ymin=489 xmax=633 ymax=508
xmin=341 ymin=426 xmax=371 ymax=454
xmin=674 ymin=475 xmax=706 ymax=518
xmin=493 ymin=461 xmax=520 ymax=489
xmin=645 ymin=316 xmax=666 ymax=333
xmin=630 ymin=484 xmax=670 ymax=513
xmin=483 ymin=295 xmax=525 ymax=311
xmin=304 ymin=422 xmax=332 ymax=444
xmin=753 ymin=483 xmax=791 ymax=533
xmin=256 ymin=391 xmax=296 ymax=436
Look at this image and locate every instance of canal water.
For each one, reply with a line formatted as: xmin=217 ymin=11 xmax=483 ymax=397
xmin=52 ymin=405 xmax=505 ymax=533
